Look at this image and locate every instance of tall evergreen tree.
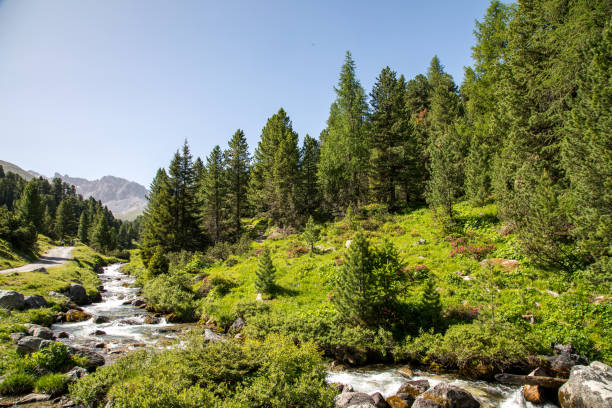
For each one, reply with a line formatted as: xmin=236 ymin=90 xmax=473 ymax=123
xmin=255 ymin=248 xmax=276 ymax=295
xmin=140 ymin=169 xmax=174 ymax=264
xmin=225 ymin=129 xmax=250 ymax=237
xmin=318 ymin=51 xmax=370 ymax=212
xmin=369 ymin=67 xmax=411 ymax=207
xmin=200 ymin=145 xmax=228 ymax=243
xmin=55 ymin=198 xmax=76 ymax=239
xmin=299 ymin=134 xmax=320 ymax=217
xmin=16 ymin=180 xmax=43 ymax=232
xmin=90 ymin=210 xmax=114 ymax=253
xmin=77 ymin=211 xmax=89 ymax=244
xmin=561 ymin=21 xmax=612 ymax=266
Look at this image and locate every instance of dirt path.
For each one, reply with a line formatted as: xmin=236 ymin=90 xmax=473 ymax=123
xmin=0 ymin=246 xmax=75 ymax=274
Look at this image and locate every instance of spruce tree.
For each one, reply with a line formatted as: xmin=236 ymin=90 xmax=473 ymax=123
xmin=255 ymin=248 xmax=276 ymax=295
xmin=17 ymin=180 xmax=43 ymax=232
xmin=318 ymin=51 xmax=369 ymax=212
xmin=299 ymin=134 xmax=320 ymax=217
xmin=369 ymin=67 xmax=410 ymax=207
xmin=77 ymin=211 xmax=89 ymax=244
xmin=421 ymin=278 xmax=441 ymax=327
xmin=90 ymin=210 xmax=113 ymax=253
xmin=55 ymin=198 xmax=76 ymax=240
xmin=225 ymin=129 xmax=250 ymax=237
xmin=561 ymin=21 xmax=612 ymax=266
xmin=140 ymin=169 xmax=174 ymax=263
xmin=302 ymin=216 xmax=319 ymax=255
xmin=200 ymin=145 xmax=228 ymax=243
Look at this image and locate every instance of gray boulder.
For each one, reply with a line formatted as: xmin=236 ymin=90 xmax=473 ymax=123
xmin=66 ymin=367 xmax=88 ymax=382
xmin=68 ymin=346 xmax=105 ymax=371
xmin=412 ymin=383 xmax=480 ymax=408
xmin=67 ymin=284 xmax=91 ymax=305
xmin=558 ymin=361 xmax=612 ymax=408
xmin=335 ymin=391 xmax=378 ymax=408
xmin=0 ymin=290 xmax=25 ymax=310
xmin=9 ymin=332 xmax=27 ymax=343
xmin=24 ymin=295 xmax=49 ymax=309
xmin=31 ymin=327 xmax=55 ymax=340
xmin=92 ymin=315 xmax=110 ymax=324
xmin=231 ymin=317 xmax=245 ymax=331
xmin=16 ymin=336 xmax=44 ymax=354
xmin=203 ymin=328 xmax=225 ymax=342
xmin=371 ymin=392 xmax=390 ymax=408
xmin=397 ymin=379 xmax=430 ymax=397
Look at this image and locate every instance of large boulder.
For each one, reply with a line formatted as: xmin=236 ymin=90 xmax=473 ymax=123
xmin=545 ymin=343 xmax=589 ymax=378
xmin=558 ymin=361 xmax=612 ymax=408
xmin=92 ymin=315 xmax=110 ymax=324
xmin=67 ymin=284 xmax=91 ymax=305
xmin=64 ymin=309 xmax=92 ymax=322
xmin=31 ymin=326 xmax=55 ymax=340
xmin=68 ymin=346 xmax=105 ymax=371
xmin=335 ymin=391 xmax=378 ymax=408
xmin=397 ymin=379 xmax=430 ymax=398
xmin=24 ymin=295 xmax=49 ymax=309
xmin=16 ymin=336 xmax=48 ymax=354
xmin=0 ymin=290 xmax=25 ymax=310
xmin=412 ymin=383 xmax=480 ymax=408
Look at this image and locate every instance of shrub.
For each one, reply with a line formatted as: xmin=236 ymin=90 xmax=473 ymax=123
xmin=206 ymin=241 xmax=232 ymax=261
xmin=26 ymin=342 xmax=74 ymax=373
xmin=148 ymin=246 xmax=169 ymax=275
xmin=142 ymin=272 xmax=197 ymax=321
xmin=287 ymin=246 xmax=309 ymax=258
xmin=0 ymin=371 xmax=35 ymax=395
xmin=34 ymin=373 xmax=68 ymax=396
xmin=24 ymin=307 xmax=56 ymax=326
xmin=208 ymin=276 xmax=238 ymax=297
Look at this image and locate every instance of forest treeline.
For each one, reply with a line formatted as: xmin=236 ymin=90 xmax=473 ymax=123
xmin=0 ymin=167 xmax=138 ymax=255
xmin=139 ymin=0 xmax=609 ymax=277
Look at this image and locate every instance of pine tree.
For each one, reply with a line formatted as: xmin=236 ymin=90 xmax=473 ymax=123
xmin=299 ymin=134 xmax=320 ymax=217
xmin=90 ymin=210 xmax=113 ymax=253
xmin=561 ymin=21 xmax=612 ymax=266
xmin=225 ymin=129 xmax=250 ymax=237
xmin=167 ymin=140 xmax=200 ymax=251
xmin=148 ymin=246 xmax=169 ymax=275
xmin=302 ymin=216 xmax=319 ymax=255
xmin=55 ymin=198 xmax=76 ymax=240
xmin=140 ymin=169 xmax=174 ymax=264
xmin=200 ymin=145 xmax=228 ymax=243
xmin=17 ymin=180 xmax=43 ymax=232
xmin=369 ymin=67 xmax=411 ymax=207
xmin=421 ymin=278 xmax=441 ymax=327
xmin=77 ymin=211 xmax=89 ymax=244
xmin=318 ymin=51 xmax=370 ymax=212
xmin=255 ymin=248 xmax=276 ymax=295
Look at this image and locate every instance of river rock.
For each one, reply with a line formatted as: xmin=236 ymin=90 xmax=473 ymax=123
xmin=386 ymin=394 xmax=413 ymax=408
xmin=67 ymin=346 xmax=105 ymax=371
xmin=558 ymin=361 xmax=612 ymax=408
xmin=32 ymin=326 xmax=55 ymax=340
xmin=92 ymin=315 xmax=110 ymax=324
xmin=24 ymin=295 xmax=49 ymax=309
xmin=57 ymin=331 xmax=70 ymax=339
xmin=67 ymin=284 xmax=91 ymax=305
xmin=144 ymin=316 xmax=160 ymax=324
xmin=397 ymin=365 xmax=414 ymax=378
xmin=412 ymin=383 xmax=480 ymax=408
xmin=16 ymin=336 xmax=44 ymax=354
xmin=371 ymin=392 xmax=391 ymax=408
xmin=0 ymin=290 xmax=25 ymax=310
xmin=397 ymin=379 xmax=430 ymax=397
xmin=90 ymin=329 xmax=106 ymax=336
xmin=335 ymin=391 xmax=378 ymax=408
xmin=131 ymin=299 xmax=146 ymax=307
xmin=120 ymin=318 xmax=142 ymax=325
xmin=545 ymin=343 xmax=589 ymax=378
xmin=65 ymin=309 xmax=92 ymax=322
xmin=203 ymin=328 xmax=225 ymax=342
xmin=9 ymin=332 xmax=27 ymax=343
xmin=65 ymin=367 xmax=88 ymax=382
xmin=231 ymin=317 xmax=245 ymax=331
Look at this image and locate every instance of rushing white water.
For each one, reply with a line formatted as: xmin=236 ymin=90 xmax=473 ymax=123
xmin=326 ymin=366 xmax=560 ymax=408
xmin=53 ymin=263 xmax=180 ymax=350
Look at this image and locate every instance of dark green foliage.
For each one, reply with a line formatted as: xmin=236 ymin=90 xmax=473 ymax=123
xmin=332 ymin=233 xmax=404 ymax=327
xmin=16 ymin=180 xmax=43 ymax=232
xmin=89 ymin=210 xmax=115 ymax=254
xmin=561 ymin=21 xmax=612 ymax=266
xmin=199 ymin=145 xmax=228 ymax=243
xmin=255 ymin=248 xmax=276 ymax=295
xmin=225 ymin=129 xmax=250 ymax=237
xmin=142 ymin=270 xmax=196 ymax=321
xmin=0 ymin=371 xmax=35 ymax=395
xmin=34 ymin=373 xmax=68 ymax=396
xmin=77 ymin=211 xmax=89 ymax=244
xmin=301 ymin=216 xmax=319 ymax=255
xmin=299 ymin=134 xmax=321 ymax=216
xmin=26 ymin=342 xmax=74 ymax=373
xmin=421 ymin=278 xmax=442 ymax=327
xmin=140 ymin=169 xmax=174 ymax=264
xmin=318 ymin=51 xmax=370 ymax=212
xmin=147 ymin=246 xmax=169 ymax=275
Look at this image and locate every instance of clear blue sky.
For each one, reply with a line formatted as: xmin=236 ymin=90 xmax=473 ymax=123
xmin=0 ymin=0 xmax=493 ymax=187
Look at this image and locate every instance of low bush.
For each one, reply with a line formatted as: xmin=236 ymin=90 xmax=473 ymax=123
xmin=34 ymin=373 xmax=68 ymax=396
xmin=26 ymin=342 xmax=76 ymax=374
xmin=142 ymin=272 xmax=197 ymax=321
xmin=0 ymin=371 xmax=35 ymax=395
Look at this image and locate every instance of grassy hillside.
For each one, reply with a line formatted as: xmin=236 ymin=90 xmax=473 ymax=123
xmin=127 ymin=202 xmax=611 ymax=374
xmin=0 ymin=235 xmax=54 ymax=270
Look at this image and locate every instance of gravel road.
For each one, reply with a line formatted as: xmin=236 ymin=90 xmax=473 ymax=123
xmin=0 ymin=246 xmax=75 ymax=274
